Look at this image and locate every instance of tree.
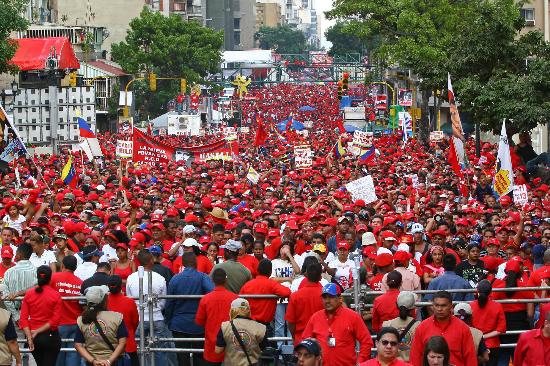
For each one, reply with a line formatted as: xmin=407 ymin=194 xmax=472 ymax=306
xmin=255 ymin=25 xmax=307 ymax=54
xmin=111 ymin=7 xmax=223 ymax=115
xmin=0 ymin=0 xmax=28 ymax=74
xmin=325 ymin=21 xmax=376 ymax=57
xmin=327 ymin=0 xmax=550 ymax=141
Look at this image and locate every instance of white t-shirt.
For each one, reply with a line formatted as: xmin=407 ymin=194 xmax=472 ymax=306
xmin=328 ymin=258 xmax=354 ymax=290
xmin=271 ymin=258 xmax=294 ymax=303
xmin=170 ymin=242 xmax=184 ymax=257
xmin=290 ymin=276 xmax=329 ymax=293
xmin=126 ymin=270 xmax=166 ymax=322
xmin=2 ymin=215 xmax=26 ymax=235
xmin=29 ymin=250 xmax=57 ymax=268
xmin=74 ymin=262 xmax=97 ymax=281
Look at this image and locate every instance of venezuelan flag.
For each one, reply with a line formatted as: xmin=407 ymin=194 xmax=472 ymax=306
xmin=78 ymin=117 xmax=96 ymax=138
xmin=61 ymin=156 xmax=77 ymax=188
xmin=359 ymin=145 xmax=376 ymax=161
xmin=334 ymin=137 xmax=346 ymax=158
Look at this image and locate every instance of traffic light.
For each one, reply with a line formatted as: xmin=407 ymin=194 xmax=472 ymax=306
xmin=342 ymin=72 xmax=349 ymax=92
xmin=180 ymin=79 xmax=187 ymax=94
xmin=337 ymin=80 xmax=343 ymax=100
xmin=69 ymin=72 xmax=77 ymax=87
xmin=149 ymin=72 xmax=157 ymax=92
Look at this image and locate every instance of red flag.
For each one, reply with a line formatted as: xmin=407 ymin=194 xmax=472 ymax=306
xmin=254 ymin=116 xmax=268 ymax=147
xmin=448 ymin=137 xmax=462 ymax=177
xmin=147 ymin=123 xmax=152 ymax=135
xmin=336 ymin=118 xmax=346 ymax=134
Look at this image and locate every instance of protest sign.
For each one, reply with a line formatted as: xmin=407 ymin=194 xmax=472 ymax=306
xmin=513 ymin=185 xmax=528 ymax=207
xmin=345 ymin=175 xmax=378 ymax=204
xmin=430 ymin=131 xmax=444 ymax=142
xmin=223 ymin=127 xmax=238 ymax=141
xmin=116 ymin=139 xmax=133 ymax=159
xmin=294 ymin=145 xmax=312 ymax=169
xmin=352 ymin=131 xmax=373 ymax=148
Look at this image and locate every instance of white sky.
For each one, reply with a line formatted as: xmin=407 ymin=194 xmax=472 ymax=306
xmin=315 ymin=0 xmax=335 ymax=49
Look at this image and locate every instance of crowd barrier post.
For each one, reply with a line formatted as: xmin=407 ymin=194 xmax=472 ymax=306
xmin=138 ymin=266 xmax=146 ymax=366
xmin=351 ymin=251 xmax=362 ymax=315
xmin=147 ymin=270 xmax=156 ymax=366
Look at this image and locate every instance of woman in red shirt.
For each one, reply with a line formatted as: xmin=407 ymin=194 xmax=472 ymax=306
xmin=107 ymin=275 xmax=139 ymax=366
xmin=470 ymin=280 xmax=506 ymax=366
xmin=20 ymin=265 xmax=62 ymax=366
xmin=491 ymin=260 xmax=534 ymax=366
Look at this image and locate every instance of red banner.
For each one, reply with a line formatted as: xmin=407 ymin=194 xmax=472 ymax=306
xmin=133 ymin=128 xmax=174 ymax=165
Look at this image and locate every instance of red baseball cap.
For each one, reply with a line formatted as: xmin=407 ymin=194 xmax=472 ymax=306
xmin=1 ymin=246 xmax=13 ymax=259
xmin=393 ymin=251 xmax=410 ymax=264
xmin=375 ymin=253 xmax=394 ymax=267
xmin=430 ymin=229 xmax=447 ymax=237
xmin=336 ymin=241 xmax=350 ymax=250
xmin=362 ymin=245 xmax=377 ymax=259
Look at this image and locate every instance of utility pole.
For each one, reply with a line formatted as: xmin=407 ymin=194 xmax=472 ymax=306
xmin=45 ymin=47 xmax=60 ymax=155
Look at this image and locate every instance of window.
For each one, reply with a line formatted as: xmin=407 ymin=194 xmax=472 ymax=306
xmin=18 ymin=127 xmax=23 ymax=132
xmin=234 ymin=18 xmax=240 ymax=29
xmin=31 ymin=119 xmax=36 ymax=123
xmin=32 ymin=108 xmax=36 ymax=112
xmin=33 ymin=137 xmax=37 ymax=142
xmin=60 ymin=124 xmax=64 ymax=130
xmin=521 ymin=8 xmax=535 ymax=25
xmin=87 ymin=117 xmax=92 ymax=122
xmin=32 ymin=126 xmax=36 ymax=131
xmin=46 ymin=125 xmax=50 ymax=130
xmin=234 ymin=31 xmax=241 ymax=45
xmin=87 ymin=106 xmax=91 ymax=110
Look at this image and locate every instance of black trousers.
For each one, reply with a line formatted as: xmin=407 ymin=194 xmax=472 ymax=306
xmin=128 ymin=351 xmax=139 ymax=366
xmin=32 ymin=330 xmax=61 ymax=366
xmin=483 ymin=347 xmax=499 ymax=366
xmin=172 ymin=331 xmax=205 ymax=366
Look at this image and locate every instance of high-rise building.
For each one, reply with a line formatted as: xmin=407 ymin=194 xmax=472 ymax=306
xmin=205 ymin=0 xmax=256 ymax=50
xmin=257 ymin=2 xmax=283 ymax=29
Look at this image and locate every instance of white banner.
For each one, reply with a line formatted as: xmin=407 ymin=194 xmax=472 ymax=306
xmin=294 ymin=145 xmax=312 ymax=169
xmin=167 ymin=114 xmax=201 ymax=136
xmin=345 ymin=175 xmax=378 ymax=204
xmin=239 ymin=127 xmax=250 ymax=134
xmin=513 ymin=184 xmax=528 ymax=207
xmin=352 ymin=131 xmax=373 ymax=148
xmin=116 ymin=139 xmax=133 ymax=159
xmin=223 ymin=127 xmax=238 ymax=141
xmin=430 ymin=131 xmax=444 ymax=142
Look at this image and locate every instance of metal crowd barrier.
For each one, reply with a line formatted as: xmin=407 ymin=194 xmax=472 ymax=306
xmin=6 ymin=266 xmax=550 ymax=361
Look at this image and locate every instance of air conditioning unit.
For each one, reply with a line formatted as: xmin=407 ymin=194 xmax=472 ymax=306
xmin=525 ymin=19 xmax=535 ymax=26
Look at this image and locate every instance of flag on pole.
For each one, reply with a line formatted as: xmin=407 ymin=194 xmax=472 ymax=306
xmin=359 ymin=145 xmax=375 ymax=161
xmin=0 ymin=103 xmax=28 ymax=172
xmin=61 ymin=156 xmax=77 ymax=188
xmin=78 ymin=117 xmax=96 ymax=138
xmin=448 ymin=73 xmax=467 ymax=168
xmin=254 ymin=115 xmax=268 ymax=147
xmin=335 ymin=118 xmax=346 ymax=134
xmin=448 ymin=136 xmax=462 ymax=176
xmin=77 ymin=117 xmax=103 ymax=160
xmin=493 ymin=120 xmax=514 ymax=196
xmin=334 ymin=137 xmax=346 ymax=158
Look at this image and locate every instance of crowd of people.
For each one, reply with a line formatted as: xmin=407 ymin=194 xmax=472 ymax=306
xmin=0 ymin=82 xmax=548 ymax=366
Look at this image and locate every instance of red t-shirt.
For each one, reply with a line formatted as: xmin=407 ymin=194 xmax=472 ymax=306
xmin=369 ymin=273 xmax=385 ymax=291
xmin=0 ymin=262 xmax=15 ymax=282
xmin=50 ymin=271 xmax=83 ymax=325
xmin=491 ymin=279 xmax=535 ymax=312
xmin=237 ymin=255 xmax=259 ymax=278
xmin=195 ymin=286 xmax=238 ymax=362
xmin=470 ymin=299 xmax=507 ymax=348
xmin=172 ymin=254 xmax=213 ymax=274
xmin=285 ymin=281 xmax=324 ymax=344
xmin=372 ymin=289 xmax=400 ymax=332
xmin=410 ymin=316 xmax=477 ymax=366
xmin=107 ymin=292 xmax=139 ymax=353
xmin=19 ymin=285 xmax=62 ymax=331
xmin=239 ymin=275 xmax=291 ymax=323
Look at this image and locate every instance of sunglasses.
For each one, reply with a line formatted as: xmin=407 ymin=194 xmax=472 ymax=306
xmin=380 ymin=340 xmax=398 ymax=347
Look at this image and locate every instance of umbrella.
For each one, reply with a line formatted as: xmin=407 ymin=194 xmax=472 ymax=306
xmin=277 ymin=117 xmax=305 ymax=132
xmin=298 ymin=106 xmax=316 ymax=111
xmin=344 ymin=124 xmax=363 ymax=133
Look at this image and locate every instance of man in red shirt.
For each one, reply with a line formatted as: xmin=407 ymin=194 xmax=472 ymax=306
xmin=301 ymin=283 xmax=373 ymax=366
xmin=360 ymin=327 xmax=412 ymax=366
xmin=50 ymin=255 xmax=82 ymax=366
xmin=514 ymin=310 xmax=550 ymax=366
xmin=196 ymin=268 xmax=238 ymax=365
xmin=239 ymin=259 xmax=291 ymax=337
xmin=409 ymin=291 xmax=476 ymax=366
xmin=286 ymin=262 xmax=324 ymax=344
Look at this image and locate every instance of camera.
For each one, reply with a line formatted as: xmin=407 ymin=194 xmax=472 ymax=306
xmin=257 ymin=346 xmax=297 ymax=366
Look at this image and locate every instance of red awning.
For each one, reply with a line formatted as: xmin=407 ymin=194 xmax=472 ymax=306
xmin=10 ymin=37 xmax=80 ymax=71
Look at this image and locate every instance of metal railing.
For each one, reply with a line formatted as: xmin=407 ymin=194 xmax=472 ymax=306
xmin=6 ymin=269 xmax=550 ymax=360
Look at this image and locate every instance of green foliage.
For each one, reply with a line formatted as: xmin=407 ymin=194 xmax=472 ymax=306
xmin=111 ymin=7 xmax=223 ymax=115
xmin=0 ymin=0 xmax=28 ymax=74
xmin=325 ymin=22 xmax=370 ymax=57
xmin=255 ymin=25 xmax=307 ymax=54
xmin=327 ymin=0 xmax=550 ymax=135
